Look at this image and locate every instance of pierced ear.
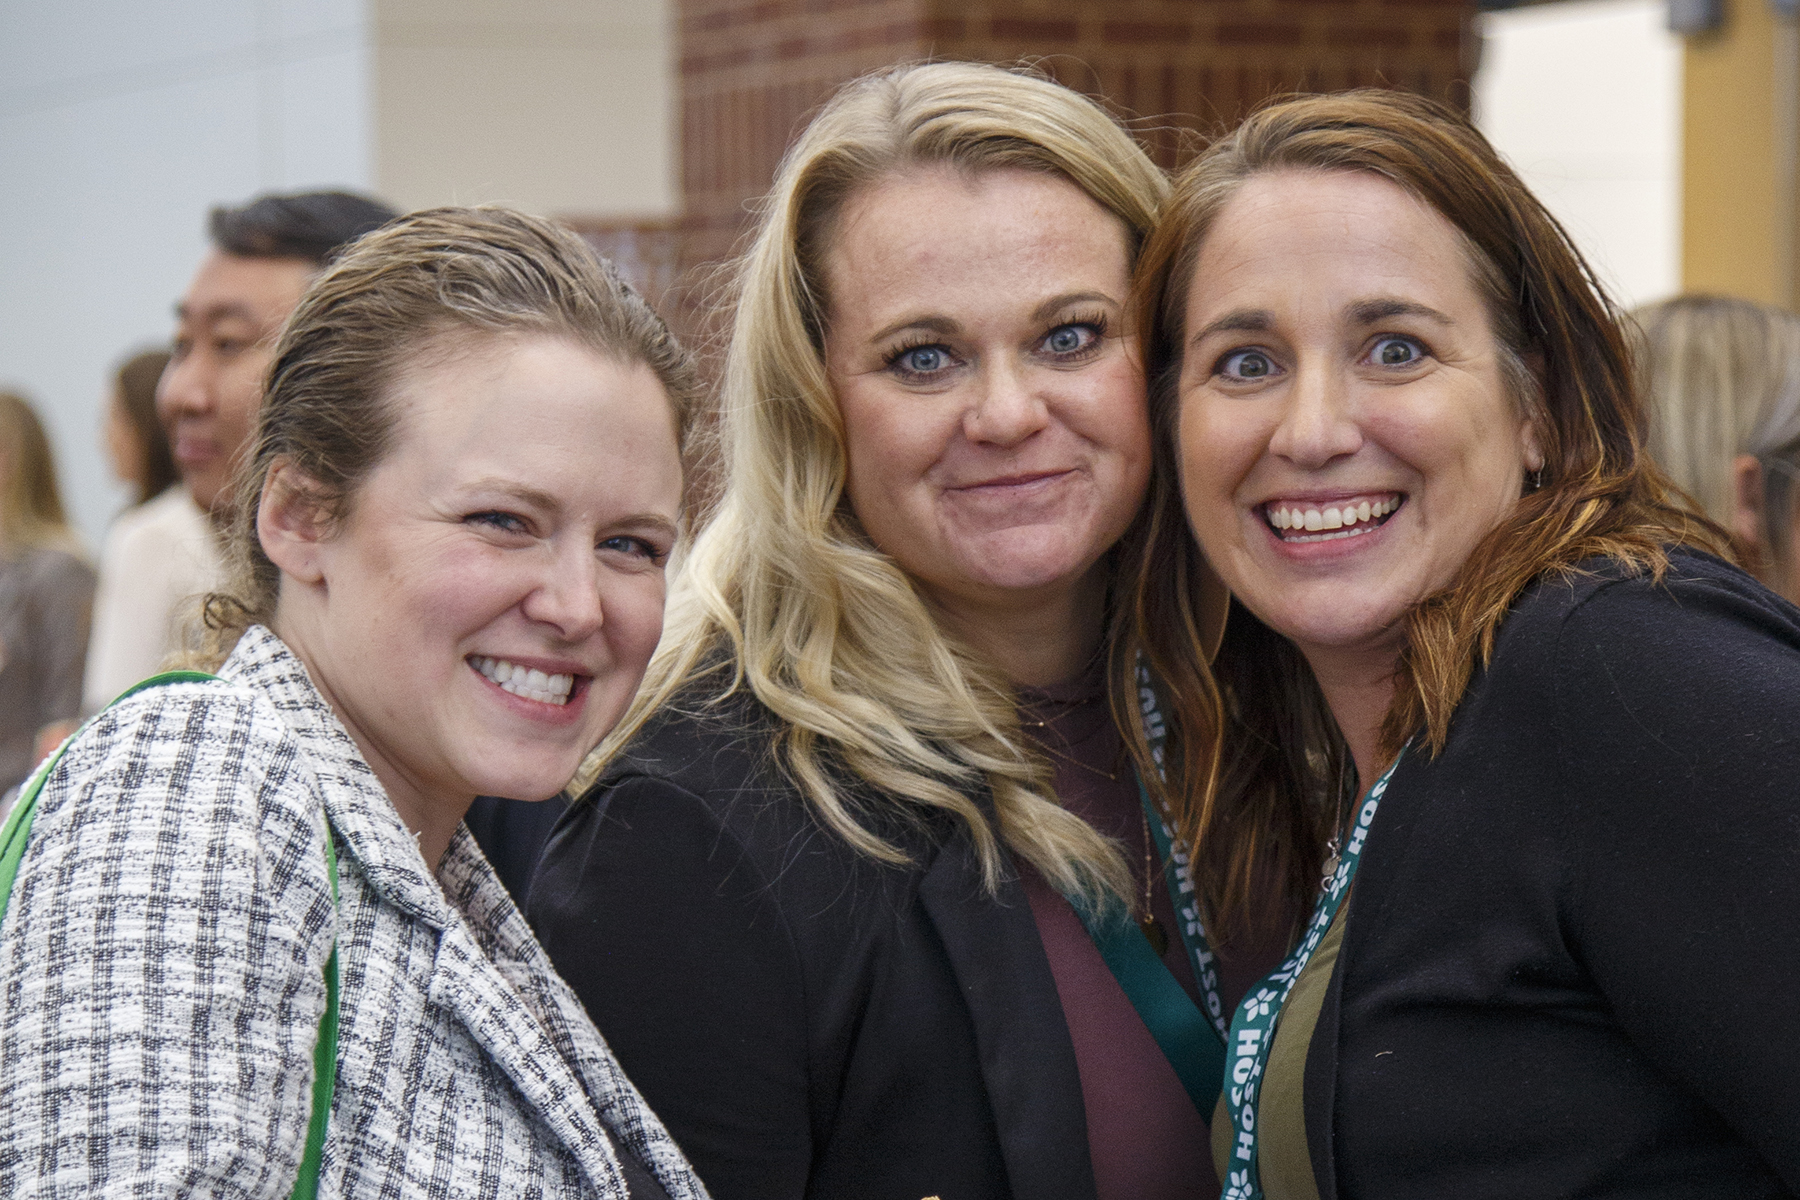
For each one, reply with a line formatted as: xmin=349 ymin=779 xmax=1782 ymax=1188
xmin=1521 ymin=422 xmax=1546 ymax=475
xmin=257 ymin=460 xmax=332 ymax=585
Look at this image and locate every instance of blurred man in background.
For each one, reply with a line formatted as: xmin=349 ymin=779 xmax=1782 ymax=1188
xmin=79 ymin=190 xmax=397 ymax=713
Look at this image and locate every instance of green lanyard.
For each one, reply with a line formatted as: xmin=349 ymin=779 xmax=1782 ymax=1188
xmin=1219 ymin=750 xmax=1405 ymax=1200
xmin=0 ymin=672 xmax=339 ymax=1200
xmin=1066 ymin=666 xmax=1228 ymax=1115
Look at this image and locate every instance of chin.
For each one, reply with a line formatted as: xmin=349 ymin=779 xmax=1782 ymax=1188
xmin=948 ymin=536 xmax=1097 ymax=593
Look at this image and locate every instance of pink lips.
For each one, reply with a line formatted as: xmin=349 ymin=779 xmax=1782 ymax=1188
xmin=949 ymin=469 xmax=1072 ymax=493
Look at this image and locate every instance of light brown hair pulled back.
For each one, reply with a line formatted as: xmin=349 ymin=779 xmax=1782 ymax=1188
xmin=202 ymin=205 xmax=699 ymax=661
xmin=1125 ymin=89 xmax=1730 ymax=940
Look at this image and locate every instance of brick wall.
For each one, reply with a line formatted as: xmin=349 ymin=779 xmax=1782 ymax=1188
xmin=656 ymin=0 xmax=1472 ymax=342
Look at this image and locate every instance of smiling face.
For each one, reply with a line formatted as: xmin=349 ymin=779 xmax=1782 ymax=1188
xmin=1176 ymin=168 xmax=1542 ymax=678
xmin=159 ymin=251 xmax=315 ymax=511
xmin=266 ymin=333 xmax=682 ymax=827
xmin=822 ymin=165 xmax=1151 ymax=636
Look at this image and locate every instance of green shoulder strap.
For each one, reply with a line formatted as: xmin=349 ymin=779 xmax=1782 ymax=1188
xmin=1072 ymin=890 xmax=1226 ymax=1116
xmin=0 ymin=670 xmax=340 ymax=1200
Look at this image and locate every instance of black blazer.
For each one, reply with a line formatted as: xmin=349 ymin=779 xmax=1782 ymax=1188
xmin=528 ymin=688 xmax=1097 ymax=1200
xmin=1305 ymin=551 xmax=1800 ymax=1198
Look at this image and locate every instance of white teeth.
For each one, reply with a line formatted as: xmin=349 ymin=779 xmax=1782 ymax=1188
xmin=1266 ymin=496 xmax=1401 ymax=540
xmin=470 ymin=656 xmax=575 ymax=706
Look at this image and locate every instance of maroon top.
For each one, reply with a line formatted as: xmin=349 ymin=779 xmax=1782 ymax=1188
xmin=1018 ymin=665 xmax=1288 ymax=1200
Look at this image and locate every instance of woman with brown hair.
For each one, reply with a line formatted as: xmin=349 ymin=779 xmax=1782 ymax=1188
xmin=1132 ymin=90 xmax=1800 ymax=1197
xmin=0 ymin=208 xmax=706 ymax=1198
xmin=81 ymin=346 xmax=221 ymax=714
xmin=0 ymin=391 xmax=95 ymax=797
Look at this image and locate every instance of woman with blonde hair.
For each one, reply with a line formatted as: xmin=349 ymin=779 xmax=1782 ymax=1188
xmin=1635 ymin=294 xmax=1800 ymax=601
xmin=0 ymin=391 xmax=95 ymax=797
xmin=0 ymin=208 xmax=707 ymax=1198
xmin=530 ymin=61 xmax=1288 ymax=1200
xmin=1137 ymin=89 xmax=1800 ymax=1197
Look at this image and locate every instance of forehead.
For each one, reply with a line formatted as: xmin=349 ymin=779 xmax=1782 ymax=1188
xmin=1189 ymin=170 xmax=1479 ymax=309
xmin=177 ymin=250 xmax=314 ymax=326
xmin=384 ymin=333 xmax=678 ymax=466
xmin=825 ymin=165 xmax=1132 ymax=310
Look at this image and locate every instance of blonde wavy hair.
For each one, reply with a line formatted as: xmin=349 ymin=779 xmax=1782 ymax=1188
xmin=589 ymin=61 xmax=1169 ymax=909
xmin=1633 ymin=294 xmax=1800 ymax=580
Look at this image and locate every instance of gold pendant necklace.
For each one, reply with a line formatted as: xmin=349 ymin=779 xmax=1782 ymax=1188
xmin=1140 ymin=808 xmax=1168 ymax=957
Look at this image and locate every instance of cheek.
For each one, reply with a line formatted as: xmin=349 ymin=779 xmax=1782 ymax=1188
xmin=1072 ymin=363 xmax=1153 ymax=469
xmin=837 ymin=382 xmax=955 ymax=519
xmin=606 ymin=575 xmax=671 ymax=658
xmin=1175 ymin=392 xmax=1254 ymax=500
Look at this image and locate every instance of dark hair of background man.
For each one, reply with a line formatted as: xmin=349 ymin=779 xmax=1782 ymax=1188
xmin=210 ymin=190 xmax=399 ymax=268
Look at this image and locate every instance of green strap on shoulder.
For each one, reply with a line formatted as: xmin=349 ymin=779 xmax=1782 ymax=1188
xmin=291 ymin=831 xmax=339 ymax=1199
xmin=1072 ymin=885 xmax=1227 ymax=1117
xmin=0 ymin=670 xmax=339 ymax=1200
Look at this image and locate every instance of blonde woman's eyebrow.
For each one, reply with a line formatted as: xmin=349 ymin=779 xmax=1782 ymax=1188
xmin=1030 ymin=290 xmax=1120 ymax=324
xmin=868 ymin=314 xmax=961 ymax=344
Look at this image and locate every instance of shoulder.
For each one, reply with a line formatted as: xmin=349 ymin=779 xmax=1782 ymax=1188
xmin=1492 ymin=549 xmax=1800 ymax=674
xmin=590 ymin=684 xmax=944 ymax=865
xmin=13 ymin=546 xmax=95 ymax=593
xmin=109 ymin=489 xmax=218 ymax=571
xmin=41 ymin=668 xmax=321 ymax=844
xmin=600 ymin=683 xmax=788 ymax=798
xmin=1478 ymin=548 xmax=1800 ymax=782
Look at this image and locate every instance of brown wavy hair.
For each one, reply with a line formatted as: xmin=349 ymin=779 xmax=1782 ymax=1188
xmin=1118 ymin=89 xmax=1731 ymax=942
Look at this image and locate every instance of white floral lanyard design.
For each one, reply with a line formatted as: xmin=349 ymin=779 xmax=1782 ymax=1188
xmin=1219 ymin=748 xmax=1406 ymax=1200
xmin=1135 ymin=662 xmax=1229 ymax=1041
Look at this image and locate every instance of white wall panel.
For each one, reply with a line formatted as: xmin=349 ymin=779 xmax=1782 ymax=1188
xmin=1474 ymin=0 xmax=1683 ymax=312
xmin=0 ymin=0 xmax=371 ymax=547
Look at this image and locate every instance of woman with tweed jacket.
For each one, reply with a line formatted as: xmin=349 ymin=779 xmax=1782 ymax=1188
xmin=0 ymin=208 xmax=708 ymax=1199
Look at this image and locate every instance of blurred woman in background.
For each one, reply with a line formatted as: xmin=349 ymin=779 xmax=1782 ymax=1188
xmin=1635 ymin=294 xmax=1800 ymax=603
xmin=0 ymin=391 xmax=94 ymax=798
xmin=106 ymin=347 xmax=179 ymax=507
xmin=532 ymin=61 xmax=1291 ymax=1200
xmin=82 ymin=345 xmax=224 ymax=712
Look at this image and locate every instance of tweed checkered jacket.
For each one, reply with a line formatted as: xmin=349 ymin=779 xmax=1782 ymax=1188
xmin=0 ymin=625 xmax=708 ymax=1199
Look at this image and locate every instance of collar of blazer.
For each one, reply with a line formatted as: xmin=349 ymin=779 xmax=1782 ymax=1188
xmin=223 ymin=625 xmax=466 ymax=931
xmin=221 ymin=625 xmax=678 ymax=1198
xmin=917 ymin=818 xmax=1101 ymax=1200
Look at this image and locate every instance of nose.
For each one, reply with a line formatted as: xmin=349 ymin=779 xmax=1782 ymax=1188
xmin=519 ymin=543 xmax=606 ymax=642
xmin=1267 ymin=360 xmax=1362 ymax=469
xmin=963 ymin=358 xmax=1050 ymax=447
xmin=156 ymin=352 xmax=213 ymax=423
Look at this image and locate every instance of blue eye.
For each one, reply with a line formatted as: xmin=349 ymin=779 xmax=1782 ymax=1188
xmin=467 ymin=511 xmax=528 ymax=534
xmin=898 ymin=345 xmax=947 ymax=374
xmin=1371 ymin=336 xmax=1424 ymax=366
xmin=600 ymin=535 xmax=668 ymax=565
xmin=1045 ymin=325 xmax=1093 ymax=354
xmin=1220 ymin=350 xmax=1277 ymax=380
